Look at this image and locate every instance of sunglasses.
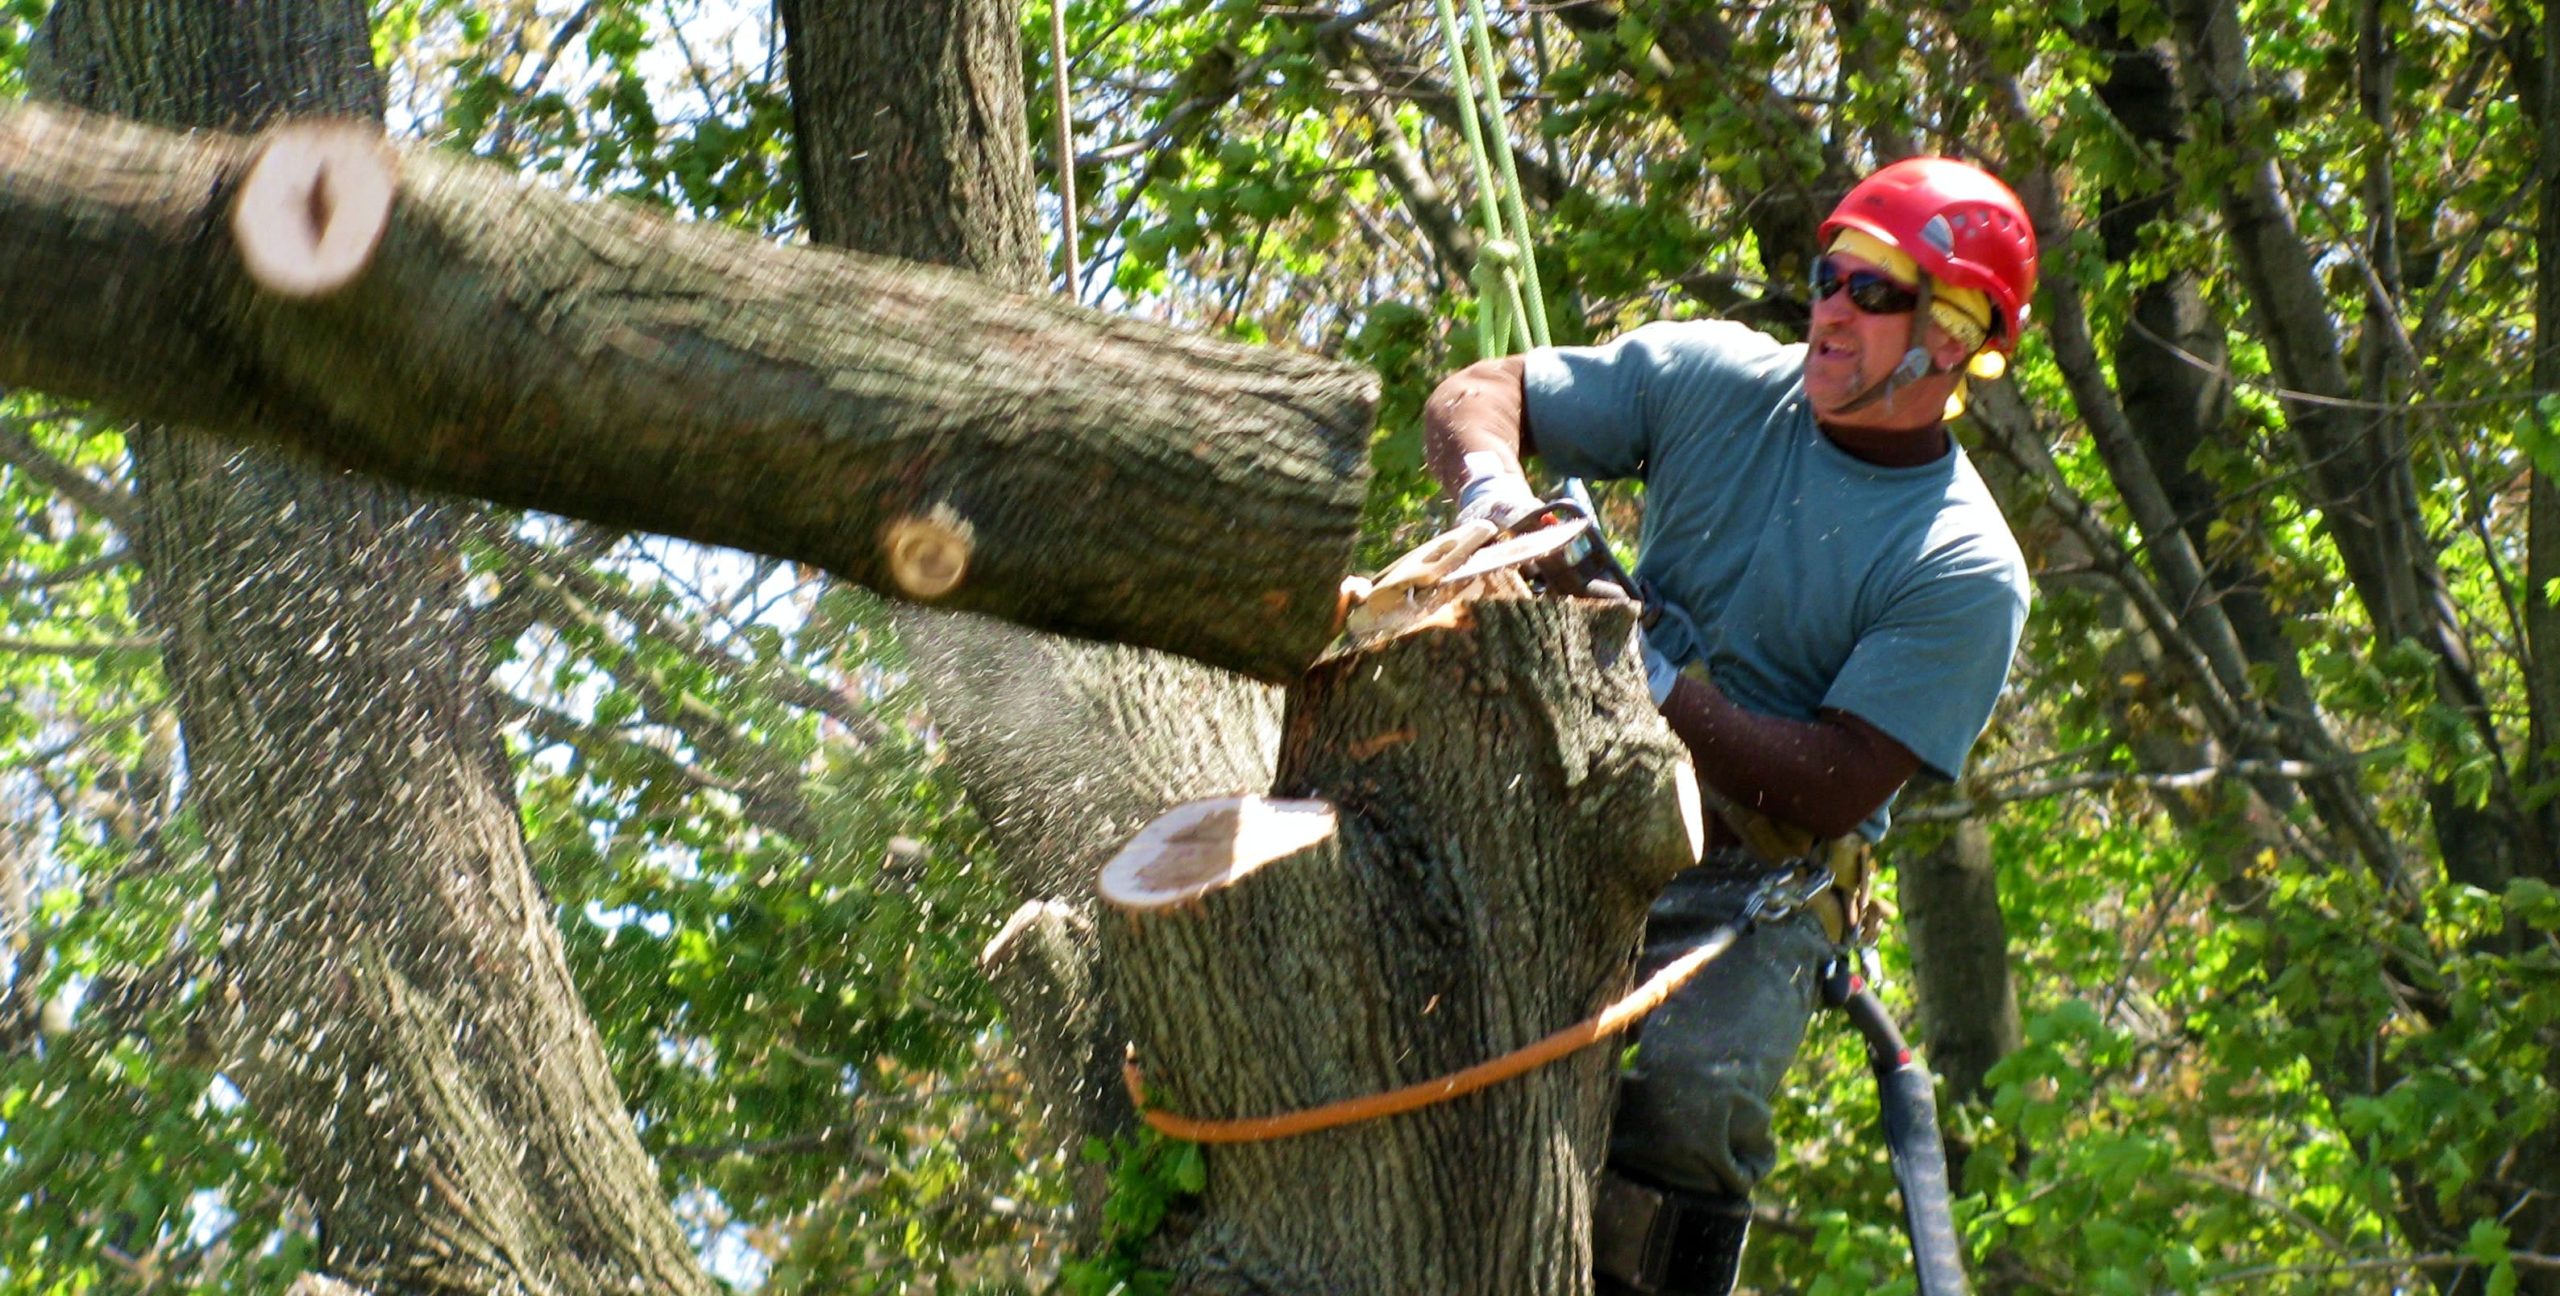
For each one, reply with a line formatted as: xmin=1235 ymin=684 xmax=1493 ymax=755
xmin=1811 ymin=257 xmax=1921 ymax=316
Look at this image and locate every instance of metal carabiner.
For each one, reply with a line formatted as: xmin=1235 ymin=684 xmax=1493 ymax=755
xmin=1734 ymin=862 xmax=1835 ymax=932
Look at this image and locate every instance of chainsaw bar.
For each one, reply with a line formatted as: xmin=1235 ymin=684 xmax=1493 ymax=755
xmin=1436 ymin=515 xmax=1590 ymax=587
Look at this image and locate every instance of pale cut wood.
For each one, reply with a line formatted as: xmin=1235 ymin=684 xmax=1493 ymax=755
xmin=1098 ymin=795 xmax=1338 ymax=911
xmin=882 ymin=506 xmax=973 ymax=599
xmin=231 ymin=120 xmax=393 ymax=299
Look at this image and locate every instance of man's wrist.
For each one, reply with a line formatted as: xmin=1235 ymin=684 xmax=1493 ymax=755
xmin=1645 ymin=643 xmax=1682 ymax=707
xmin=1455 ymin=454 xmax=1543 ymax=530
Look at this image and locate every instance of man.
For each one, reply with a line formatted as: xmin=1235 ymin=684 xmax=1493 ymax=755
xmin=1422 ymin=157 xmax=2037 ymax=1294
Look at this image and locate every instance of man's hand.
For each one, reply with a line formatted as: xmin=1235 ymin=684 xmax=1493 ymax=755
xmin=1455 ymin=452 xmax=1545 ymax=533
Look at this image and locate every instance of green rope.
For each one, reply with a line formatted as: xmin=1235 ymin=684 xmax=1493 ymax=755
xmin=1462 ymin=0 xmax=1551 ymax=349
xmin=1432 ymin=0 xmax=1603 ymax=534
xmin=1430 ymin=0 xmax=1547 ymax=357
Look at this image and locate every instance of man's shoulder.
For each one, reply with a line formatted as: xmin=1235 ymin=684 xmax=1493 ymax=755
xmin=1925 ymin=453 xmax=2032 ymax=600
xmin=1590 ymin=320 xmax=1804 ymax=423
xmin=1614 ymin=317 xmax=1799 ymax=370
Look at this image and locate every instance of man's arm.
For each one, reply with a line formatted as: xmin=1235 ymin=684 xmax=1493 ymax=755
xmin=1660 ymin=678 xmax=1921 ymax=841
xmin=1422 ymin=354 xmax=1537 ymax=494
xmin=1427 ymin=352 xmax=1915 ymax=839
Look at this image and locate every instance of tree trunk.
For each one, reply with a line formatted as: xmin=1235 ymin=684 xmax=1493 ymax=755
xmin=770 ymin=0 xmax=1300 ymax=1249
xmin=1894 ymin=820 xmax=2017 ymax=1108
xmin=0 ymin=100 xmax=1374 ymax=681
xmin=776 ymin=0 xmax=1043 ymax=286
xmin=1100 ymin=597 xmax=1698 ymax=1294
xmin=910 ymin=623 xmax=1282 ymax=1234
xmin=24 ymin=4 xmax=715 ymax=1292
xmin=768 ymin=23 xmax=1706 ymax=1289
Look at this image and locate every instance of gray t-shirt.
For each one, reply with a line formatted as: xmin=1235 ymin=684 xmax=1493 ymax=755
xmin=1524 ymin=319 xmax=2029 ymax=840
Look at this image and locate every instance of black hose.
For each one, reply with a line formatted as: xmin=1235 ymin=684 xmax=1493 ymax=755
xmin=1842 ymin=987 xmax=1971 ymax=1296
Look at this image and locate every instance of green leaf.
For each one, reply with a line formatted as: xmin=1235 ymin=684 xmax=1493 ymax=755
xmin=2507 ymin=878 xmax=2560 ymax=932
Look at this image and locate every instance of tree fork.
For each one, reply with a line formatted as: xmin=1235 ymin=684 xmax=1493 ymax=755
xmin=1098 ymin=596 xmax=1700 ymax=1295
xmin=0 ymin=104 xmax=1375 ymax=681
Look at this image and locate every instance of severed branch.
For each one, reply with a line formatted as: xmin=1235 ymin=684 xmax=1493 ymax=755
xmin=0 ymin=103 xmax=1375 ymax=682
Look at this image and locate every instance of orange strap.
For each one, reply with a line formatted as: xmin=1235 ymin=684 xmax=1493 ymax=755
xmin=1123 ymin=925 xmax=1741 ymax=1145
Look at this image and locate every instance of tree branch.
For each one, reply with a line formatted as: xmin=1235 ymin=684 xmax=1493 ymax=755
xmin=2195 ymin=1250 xmax=2560 ymax=1288
xmin=0 ymin=550 xmax=129 ymax=593
xmin=500 ymin=575 xmax=830 ymax=842
xmin=1897 ymin=752 xmax=2393 ymax=823
xmin=0 ymin=632 xmax=160 ymax=661
xmin=0 ymin=103 xmax=1374 ymax=682
xmin=0 ymin=415 xmax=134 ymax=532
xmin=473 ymin=517 xmax=892 ymax=747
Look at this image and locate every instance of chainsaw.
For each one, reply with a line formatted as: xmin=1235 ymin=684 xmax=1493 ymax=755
xmin=1333 ymin=480 xmax=1644 ymax=651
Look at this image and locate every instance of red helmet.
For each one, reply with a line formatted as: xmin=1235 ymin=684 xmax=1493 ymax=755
xmin=1819 ymin=157 xmax=2038 ymax=354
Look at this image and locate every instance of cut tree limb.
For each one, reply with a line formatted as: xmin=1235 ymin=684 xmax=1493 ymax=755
xmin=0 ymin=103 xmax=1375 ymax=681
xmin=230 ymin=120 xmax=395 ymax=299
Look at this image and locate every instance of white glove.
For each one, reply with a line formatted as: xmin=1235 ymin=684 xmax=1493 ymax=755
xmin=1640 ymin=624 xmax=1680 ymax=706
xmin=1454 ymin=452 xmax=1545 ymax=533
xmin=1638 ymin=597 xmax=1704 ymax=707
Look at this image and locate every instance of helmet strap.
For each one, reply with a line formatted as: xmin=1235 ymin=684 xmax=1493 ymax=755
xmin=1832 ymin=276 xmax=1944 ymax=415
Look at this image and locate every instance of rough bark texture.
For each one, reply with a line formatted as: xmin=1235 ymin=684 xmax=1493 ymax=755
xmin=0 ymin=100 xmax=1374 ymax=681
xmin=25 ymin=4 xmax=715 ymax=1293
xmin=1101 ymin=597 xmax=1696 ymax=1295
xmin=910 ymin=622 xmax=1282 ymax=1234
xmin=777 ymin=0 xmax=1042 ymax=285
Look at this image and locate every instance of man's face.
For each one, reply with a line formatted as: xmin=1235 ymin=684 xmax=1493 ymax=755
xmin=1803 ymin=252 xmax=1964 ymax=432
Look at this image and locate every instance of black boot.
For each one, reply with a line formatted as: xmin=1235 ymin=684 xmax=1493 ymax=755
xmin=1593 ymin=1170 xmax=1751 ymax=1295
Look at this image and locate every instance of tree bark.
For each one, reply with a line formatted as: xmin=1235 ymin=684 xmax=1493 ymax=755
xmin=909 ymin=623 xmax=1283 ymax=1233
xmin=24 ymin=4 xmax=716 ymax=1292
xmin=0 ymin=100 xmax=1374 ymax=681
xmin=777 ymin=0 xmax=1043 ymax=286
xmin=1101 ymin=596 xmax=1698 ymax=1295
xmin=1894 ymin=819 xmax=2017 ymax=1108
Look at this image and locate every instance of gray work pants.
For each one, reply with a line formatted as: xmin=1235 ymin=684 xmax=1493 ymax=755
xmin=1608 ymin=867 xmax=1835 ymax=1197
